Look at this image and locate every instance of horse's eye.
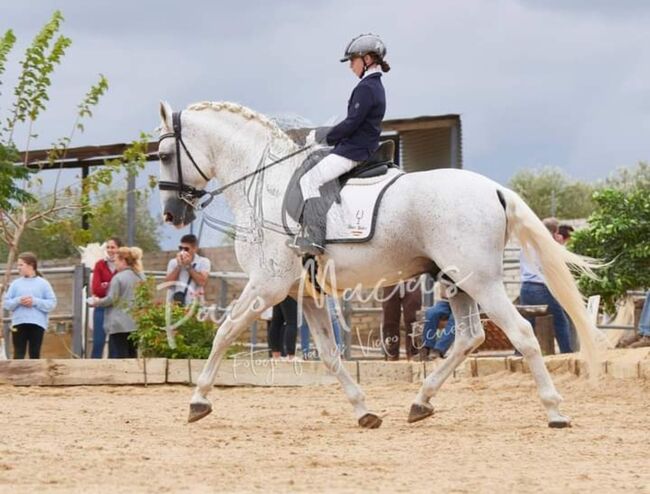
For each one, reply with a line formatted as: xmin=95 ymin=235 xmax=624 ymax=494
xmin=159 ymin=152 xmax=170 ymax=162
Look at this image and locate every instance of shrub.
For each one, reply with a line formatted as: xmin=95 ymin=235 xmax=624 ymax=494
xmin=129 ymin=277 xmax=219 ymax=359
xmin=571 ymin=188 xmax=650 ymax=313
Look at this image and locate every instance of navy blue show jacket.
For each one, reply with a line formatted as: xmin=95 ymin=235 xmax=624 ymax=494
xmin=326 ymin=72 xmax=386 ymax=162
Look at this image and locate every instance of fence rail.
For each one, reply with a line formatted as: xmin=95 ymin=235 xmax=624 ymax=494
xmin=2 ymin=257 xmax=647 ymax=359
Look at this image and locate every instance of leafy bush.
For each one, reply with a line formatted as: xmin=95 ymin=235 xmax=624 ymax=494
xmin=129 ymin=277 xmax=218 ymax=359
xmin=508 ymin=167 xmax=596 ymax=219
xmin=571 ymin=188 xmax=650 ymax=313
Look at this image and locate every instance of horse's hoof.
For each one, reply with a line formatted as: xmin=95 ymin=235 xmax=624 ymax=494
xmin=548 ymin=418 xmax=572 ymax=429
xmin=188 ymin=402 xmax=212 ymax=423
xmin=358 ymin=413 xmax=383 ymax=429
xmin=408 ymin=403 xmax=434 ymax=423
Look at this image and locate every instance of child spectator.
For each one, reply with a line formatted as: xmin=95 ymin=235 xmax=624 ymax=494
xmin=3 ymin=252 xmax=57 ymax=359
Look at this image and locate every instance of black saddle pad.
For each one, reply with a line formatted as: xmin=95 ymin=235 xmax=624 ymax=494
xmin=282 ymin=141 xmax=396 ymax=224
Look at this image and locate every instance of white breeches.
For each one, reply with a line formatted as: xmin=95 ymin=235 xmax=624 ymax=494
xmin=299 ymin=153 xmax=359 ymax=199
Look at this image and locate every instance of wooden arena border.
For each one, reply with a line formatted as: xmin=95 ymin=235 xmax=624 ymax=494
xmin=0 ymin=349 xmax=648 ymax=386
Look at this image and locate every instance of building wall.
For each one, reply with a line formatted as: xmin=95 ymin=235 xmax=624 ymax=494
xmin=400 ymin=127 xmax=453 ymax=172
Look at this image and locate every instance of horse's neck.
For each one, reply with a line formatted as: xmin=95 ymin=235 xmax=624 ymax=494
xmin=212 ymin=118 xmax=300 ymax=227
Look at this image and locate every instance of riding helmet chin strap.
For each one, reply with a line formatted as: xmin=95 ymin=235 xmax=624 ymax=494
xmin=359 ymin=56 xmax=378 ymax=79
xmin=360 ymin=58 xmax=368 ymax=79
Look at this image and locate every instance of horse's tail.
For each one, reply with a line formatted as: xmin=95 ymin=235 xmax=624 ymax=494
xmin=499 ymin=187 xmax=606 ymax=379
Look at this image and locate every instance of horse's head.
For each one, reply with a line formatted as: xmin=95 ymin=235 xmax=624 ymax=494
xmin=158 ymin=101 xmax=213 ymax=228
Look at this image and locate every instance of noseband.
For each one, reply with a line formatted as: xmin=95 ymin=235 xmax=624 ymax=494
xmin=158 ymin=111 xmax=211 ymax=206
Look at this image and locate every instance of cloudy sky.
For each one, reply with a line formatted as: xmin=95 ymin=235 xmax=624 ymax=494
xmin=2 ymin=0 xmax=649 ymax=246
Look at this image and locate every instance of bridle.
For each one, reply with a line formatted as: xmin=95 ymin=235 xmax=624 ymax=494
xmin=158 ymin=111 xmax=211 ymax=207
xmin=158 ymin=110 xmax=313 ymax=211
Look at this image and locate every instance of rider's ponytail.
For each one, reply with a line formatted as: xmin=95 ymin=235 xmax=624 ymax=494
xmin=370 ymin=53 xmax=391 ymax=73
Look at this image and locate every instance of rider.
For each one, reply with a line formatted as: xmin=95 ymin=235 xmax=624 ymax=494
xmin=294 ymin=33 xmax=390 ymax=256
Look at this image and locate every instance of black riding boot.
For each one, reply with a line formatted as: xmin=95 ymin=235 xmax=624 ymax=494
xmin=292 ymin=198 xmax=326 ymax=256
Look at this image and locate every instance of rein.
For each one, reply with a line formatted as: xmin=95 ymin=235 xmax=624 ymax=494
xmin=158 ymin=110 xmax=313 ymax=210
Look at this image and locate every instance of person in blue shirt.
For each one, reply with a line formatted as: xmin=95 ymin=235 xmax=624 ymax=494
xmin=519 ymin=218 xmax=573 ymax=353
xmin=294 ymin=33 xmax=391 ymax=256
xmin=3 ymin=252 xmax=57 ymax=359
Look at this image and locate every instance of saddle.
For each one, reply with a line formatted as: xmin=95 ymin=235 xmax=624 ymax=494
xmin=282 ymin=140 xmax=404 ymax=243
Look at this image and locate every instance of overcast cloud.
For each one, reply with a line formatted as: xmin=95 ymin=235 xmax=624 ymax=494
xmin=2 ymin=0 xmax=649 ymax=246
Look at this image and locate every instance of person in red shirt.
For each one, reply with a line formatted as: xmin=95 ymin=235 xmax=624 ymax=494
xmin=90 ymin=237 xmax=122 ymax=358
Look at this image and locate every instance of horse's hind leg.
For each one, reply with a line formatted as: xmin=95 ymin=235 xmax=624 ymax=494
xmin=301 ymin=297 xmax=382 ymax=429
xmin=476 ymin=284 xmax=570 ymax=428
xmin=409 ymin=291 xmax=485 ymax=423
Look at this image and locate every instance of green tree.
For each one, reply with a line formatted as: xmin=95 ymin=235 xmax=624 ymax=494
xmin=86 ymin=188 xmax=161 ymax=252
xmin=0 ymin=12 xmax=142 ymax=324
xmin=602 ymin=161 xmax=650 ymax=192
xmin=571 ymin=186 xmax=650 ymax=313
xmin=509 ymin=167 xmax=596 ymax=219
xmin=0 ymin=144 xmax=33 ymax=210
xmin=0 ymin=186 xmax=161 ymax=260
xmin=0 ymin=29 xmax=35 ymax=209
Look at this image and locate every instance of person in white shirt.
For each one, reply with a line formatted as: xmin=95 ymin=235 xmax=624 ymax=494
xmin=164 ymin=234 xmax=210 ymax=306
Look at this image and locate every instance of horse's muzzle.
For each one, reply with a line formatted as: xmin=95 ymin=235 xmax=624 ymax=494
xmin=163 ymin=197 xmax=196 ymax=227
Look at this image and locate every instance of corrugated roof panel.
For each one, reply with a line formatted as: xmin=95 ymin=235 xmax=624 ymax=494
xmin=400 ymin=128 xmax=452 ymax=172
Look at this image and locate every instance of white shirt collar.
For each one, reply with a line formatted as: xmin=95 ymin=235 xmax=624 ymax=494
xmin=362 ymin=66 xmax=382 ymax=79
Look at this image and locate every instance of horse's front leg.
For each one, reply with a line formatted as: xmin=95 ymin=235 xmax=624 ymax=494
xmin=188 ymin=281 xmax=286 ymax=423
xmin=301 ymin=297 xmax=382 ymax=429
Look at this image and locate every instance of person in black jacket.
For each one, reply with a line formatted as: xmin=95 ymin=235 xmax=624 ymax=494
xmin=294 ymin=33 xmax=391 ymax=256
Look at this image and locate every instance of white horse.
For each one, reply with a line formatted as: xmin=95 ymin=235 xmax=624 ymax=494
xmin=157 ymin=101 xmax=604 ymax=429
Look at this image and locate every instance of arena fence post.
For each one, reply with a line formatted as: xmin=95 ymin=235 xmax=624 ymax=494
xmin=72 ymin=265 xmax=86 ymax=358
xmin=219 ymin=277 xmax=228 ymax=312
xmin=2 ymin=309 xmax=11 ymax=358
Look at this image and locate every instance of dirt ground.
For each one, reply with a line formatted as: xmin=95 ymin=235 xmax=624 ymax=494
xmin=0 ymin=373 xmax=648 ymax=494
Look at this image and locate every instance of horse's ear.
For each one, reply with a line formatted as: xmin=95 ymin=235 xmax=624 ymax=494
xmin=159 ymin=101 xmax=173 ymax=131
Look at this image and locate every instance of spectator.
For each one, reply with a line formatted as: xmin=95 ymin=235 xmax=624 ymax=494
xmin=164 ymin=234 xmax=210 ymax=307
xmin=3 ymin=252 xmax=57 ymax=359
xmin=621 ymin=290 xmax=650 ymax=348
xmin=268 ymin=296 xmax=299 ymax=360
xmin=420 ymin=282 xmax=456 ymax=360
xmin=557 ymin=224 xmax=578 ymax=349
xmin=90 ymin=237 xmax=122 ymax=358
xmin=90 ymin=247 xmax=145 ymax=358
xmin=557 ymin=224 xmax=574 ymax=245
xmin=519 ymin=217 xmax=573 ymax=353
xmin=381 ymin=279 xmax=422 ymax=361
